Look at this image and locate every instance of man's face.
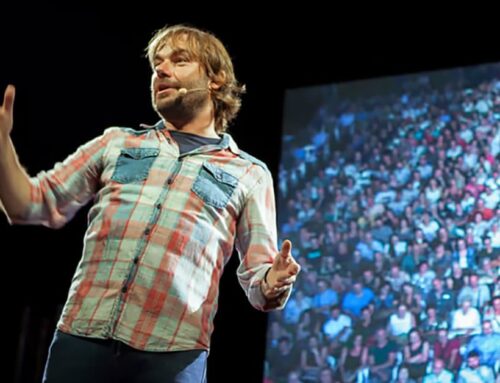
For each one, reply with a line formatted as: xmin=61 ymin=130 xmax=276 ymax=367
xmin=433 ymin=278 xmax=442 ymax=290
xmin=150 ymin=38 xmax=211 ymax=121
xmin=363 ymin=271 xmax=373 ymax=281
xmin=331 ymin=308 xmax=340 ymax=319
xmin=398 ymin=305 xmax=407 ymax=317
xmin=391 ymin=266 xmax=399 ymax=277
xmin=467 ymin=355 xmax=480 ymax=369
xmin=376 ymin=328 xmax=386 ymax=343
xmin=433 ymin=359 xmax=444 ymax=374
xmin=438 ymin=329 xmax=447 ymax=343
xmin=319 ymin=369 xmax=332 ymax=383
xmin=483 ymin=321 xmax=493 ymax=335
xmin=353 ymin=282 xmax=362 ymax=294
xmin=318 ymin=281 xmax=327 ymax=291
xmin=461 ymin=299 xmax=471 ymax=311
xmin=419 ymin=262 xmax=428 ymax=273
xmin=361 ymin=308 xmax=371 ymax=321
xmin=279 ymin=339 xmax=290 ymax=353
xmin=493 ymin=298 xmax=500 ymax=311
xmin=469 ymin=275 xmax=479 ymax=287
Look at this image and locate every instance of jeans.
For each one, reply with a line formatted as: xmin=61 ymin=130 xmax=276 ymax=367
xmin=42 ymin=330 xmax=207 ymax=383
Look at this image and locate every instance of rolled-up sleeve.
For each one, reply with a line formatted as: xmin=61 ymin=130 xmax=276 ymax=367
xmin=10 ymin=129 xmax=113 ymax=228
xmin=235 ymin=167 xmax=291 ymax=311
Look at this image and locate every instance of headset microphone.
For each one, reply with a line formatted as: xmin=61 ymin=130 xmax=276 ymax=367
xmin=178 ymin=87 xmax=209 ymax=95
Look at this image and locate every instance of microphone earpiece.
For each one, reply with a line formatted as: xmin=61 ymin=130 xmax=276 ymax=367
xmin=177 ymin=87 xmax=209 ymax=95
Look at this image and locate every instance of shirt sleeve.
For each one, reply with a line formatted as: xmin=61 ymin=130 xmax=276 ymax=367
xmin=9 ymin=128 xmax=115 ymax=228
xmin=235 ymin=166 xmax=291 ymax=311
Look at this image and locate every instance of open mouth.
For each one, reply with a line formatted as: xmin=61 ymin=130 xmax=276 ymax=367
xmin=157 ymin=84 xmax=177 ymax=95
xmin=156 ymin=84 xmax=177 ymax=93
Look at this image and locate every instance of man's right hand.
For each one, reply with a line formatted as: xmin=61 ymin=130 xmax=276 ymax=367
xmin=0 ymin=85 xmax=15 ymax=140
xmin=0 ymin=83 xmax=31 ymax=221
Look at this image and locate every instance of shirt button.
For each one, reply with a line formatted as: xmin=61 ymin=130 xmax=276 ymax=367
xmin=121 ymin=286 xmax=128 ymax=293
xmin=144 ymin=228 xmax=151 ymax=235
xmin=156 ymin=203 xmax=162 ymax=209
xmin=133 ymin=257 xmax=139 ymax=264
xmin=167 ymin=178 xmax=173 ymax=185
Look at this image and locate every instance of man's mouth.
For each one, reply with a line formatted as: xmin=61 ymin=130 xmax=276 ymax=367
xmin=157 ymin=84 xmax=178 ymax=95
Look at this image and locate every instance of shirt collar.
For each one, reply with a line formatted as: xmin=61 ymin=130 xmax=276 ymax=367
xmin=140 ymin=120 xmax=240 ymax=155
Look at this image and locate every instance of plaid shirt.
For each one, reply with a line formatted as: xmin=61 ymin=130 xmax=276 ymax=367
xmin=10 ymin=122 xmax=290 ymax=351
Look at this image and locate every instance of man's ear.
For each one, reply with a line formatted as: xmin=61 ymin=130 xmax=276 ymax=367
xmin=208 ymin=81 xmax=221 ymax=90
xmin=209 ymin=71 xmax=227 ymax=90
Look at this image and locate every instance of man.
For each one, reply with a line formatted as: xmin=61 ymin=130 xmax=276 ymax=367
xmin=341 ymin=279 xmax=374 ymax=318
xmin=0 ymin=24 xmax=300 ymax=382
xmin=433 ymin=326 xmax=462 ymax=372
xmin=457 ymin=270 xmax=491 ymax=309
xmin=449 ymin=295 xmax=482 ymax=339
xmin=422 ymin=358 xmax=454 ymax=383
xmin=465 ymin=320 xmax=500 ymax=368
xmin=287 ymin=370 xmax=302 ymax=383
xmin=268 ymin=336 xmax=298 ymax=383
xmin=322 ymin=305 xmax=352 ymax=344
xmin=457 ymin=350 xmax=495 ymax=383
xmin=427 ymin=277 xmax=455 ymax=321
xmin=365 ymin=327 xmax=396 ymax=383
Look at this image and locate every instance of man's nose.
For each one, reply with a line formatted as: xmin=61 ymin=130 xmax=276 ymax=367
xmin=155 ymin=61 xmax=173 ymax=78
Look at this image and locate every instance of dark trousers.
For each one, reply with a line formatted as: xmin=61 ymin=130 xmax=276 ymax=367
xmin=42 ymin=330 xmax=207 ymax=383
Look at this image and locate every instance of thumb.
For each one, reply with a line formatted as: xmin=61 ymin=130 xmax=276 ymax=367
xmin=280 ymin=239 xmax=292 ymax=258
xmin=3 ymin=85 xmax=16 ymax=116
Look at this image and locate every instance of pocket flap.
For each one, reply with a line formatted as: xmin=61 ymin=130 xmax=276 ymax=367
xmin=202 ymin=162 xmax=238 ymax=186
xmin=121 ymin=147 xmax=160 ymax=160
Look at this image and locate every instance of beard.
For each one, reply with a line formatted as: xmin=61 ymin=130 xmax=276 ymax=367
xmin=152 ymin=82 xmax=210 ymax=124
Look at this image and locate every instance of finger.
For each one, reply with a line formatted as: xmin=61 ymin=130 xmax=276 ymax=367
xmin=269 ymin=285 xmax=290 ymax=295
xmin=278 ymin=258 xmax=300 ymax=276
xmin=277 ymin=267 xmax=298 ymax=281
xmin=280 ymin=239 xmax=292 ymax=258
xmin=2 ymin=85 xmax=15 ymax=114
xmin=275 ymin=276 xmax=297 ymax=286
xmin=289 ymin=262 xmax=301 ymax=275
xmin=263 ymin=285 xmax=280 ymax=298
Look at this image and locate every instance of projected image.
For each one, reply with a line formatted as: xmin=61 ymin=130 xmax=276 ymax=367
xmin=264 ymin=64 xmax=500 ymax=382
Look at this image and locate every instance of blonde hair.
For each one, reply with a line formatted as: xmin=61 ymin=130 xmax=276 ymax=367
xmin=146 ymin=24 xmax=245 ymax=133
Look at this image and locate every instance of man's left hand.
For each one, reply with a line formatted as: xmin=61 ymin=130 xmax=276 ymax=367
xmin=263 ymin=240 xmax=300 ymax=298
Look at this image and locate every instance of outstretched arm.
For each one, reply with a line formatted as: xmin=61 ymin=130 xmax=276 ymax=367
xmin=261 ymin=239 xmax=300 ymax=298
xmin=1 ymin=85 xmax=113 ymax=228
xmin=0 ymin=85 xmax=31 ymax=220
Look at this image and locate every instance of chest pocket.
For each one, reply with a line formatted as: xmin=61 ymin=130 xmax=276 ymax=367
xmin=192 ymin=162 xmax=238 ymax=209
xmin=111 ymin=147 xmax=159 ymax=183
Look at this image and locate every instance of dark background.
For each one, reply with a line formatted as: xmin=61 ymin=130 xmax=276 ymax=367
xmin=1 ymin=8 xmax=498 ymax=383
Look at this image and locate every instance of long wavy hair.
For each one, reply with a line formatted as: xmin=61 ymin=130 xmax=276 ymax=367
xmin=146 ymin=24 xmax=245 ymax=133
